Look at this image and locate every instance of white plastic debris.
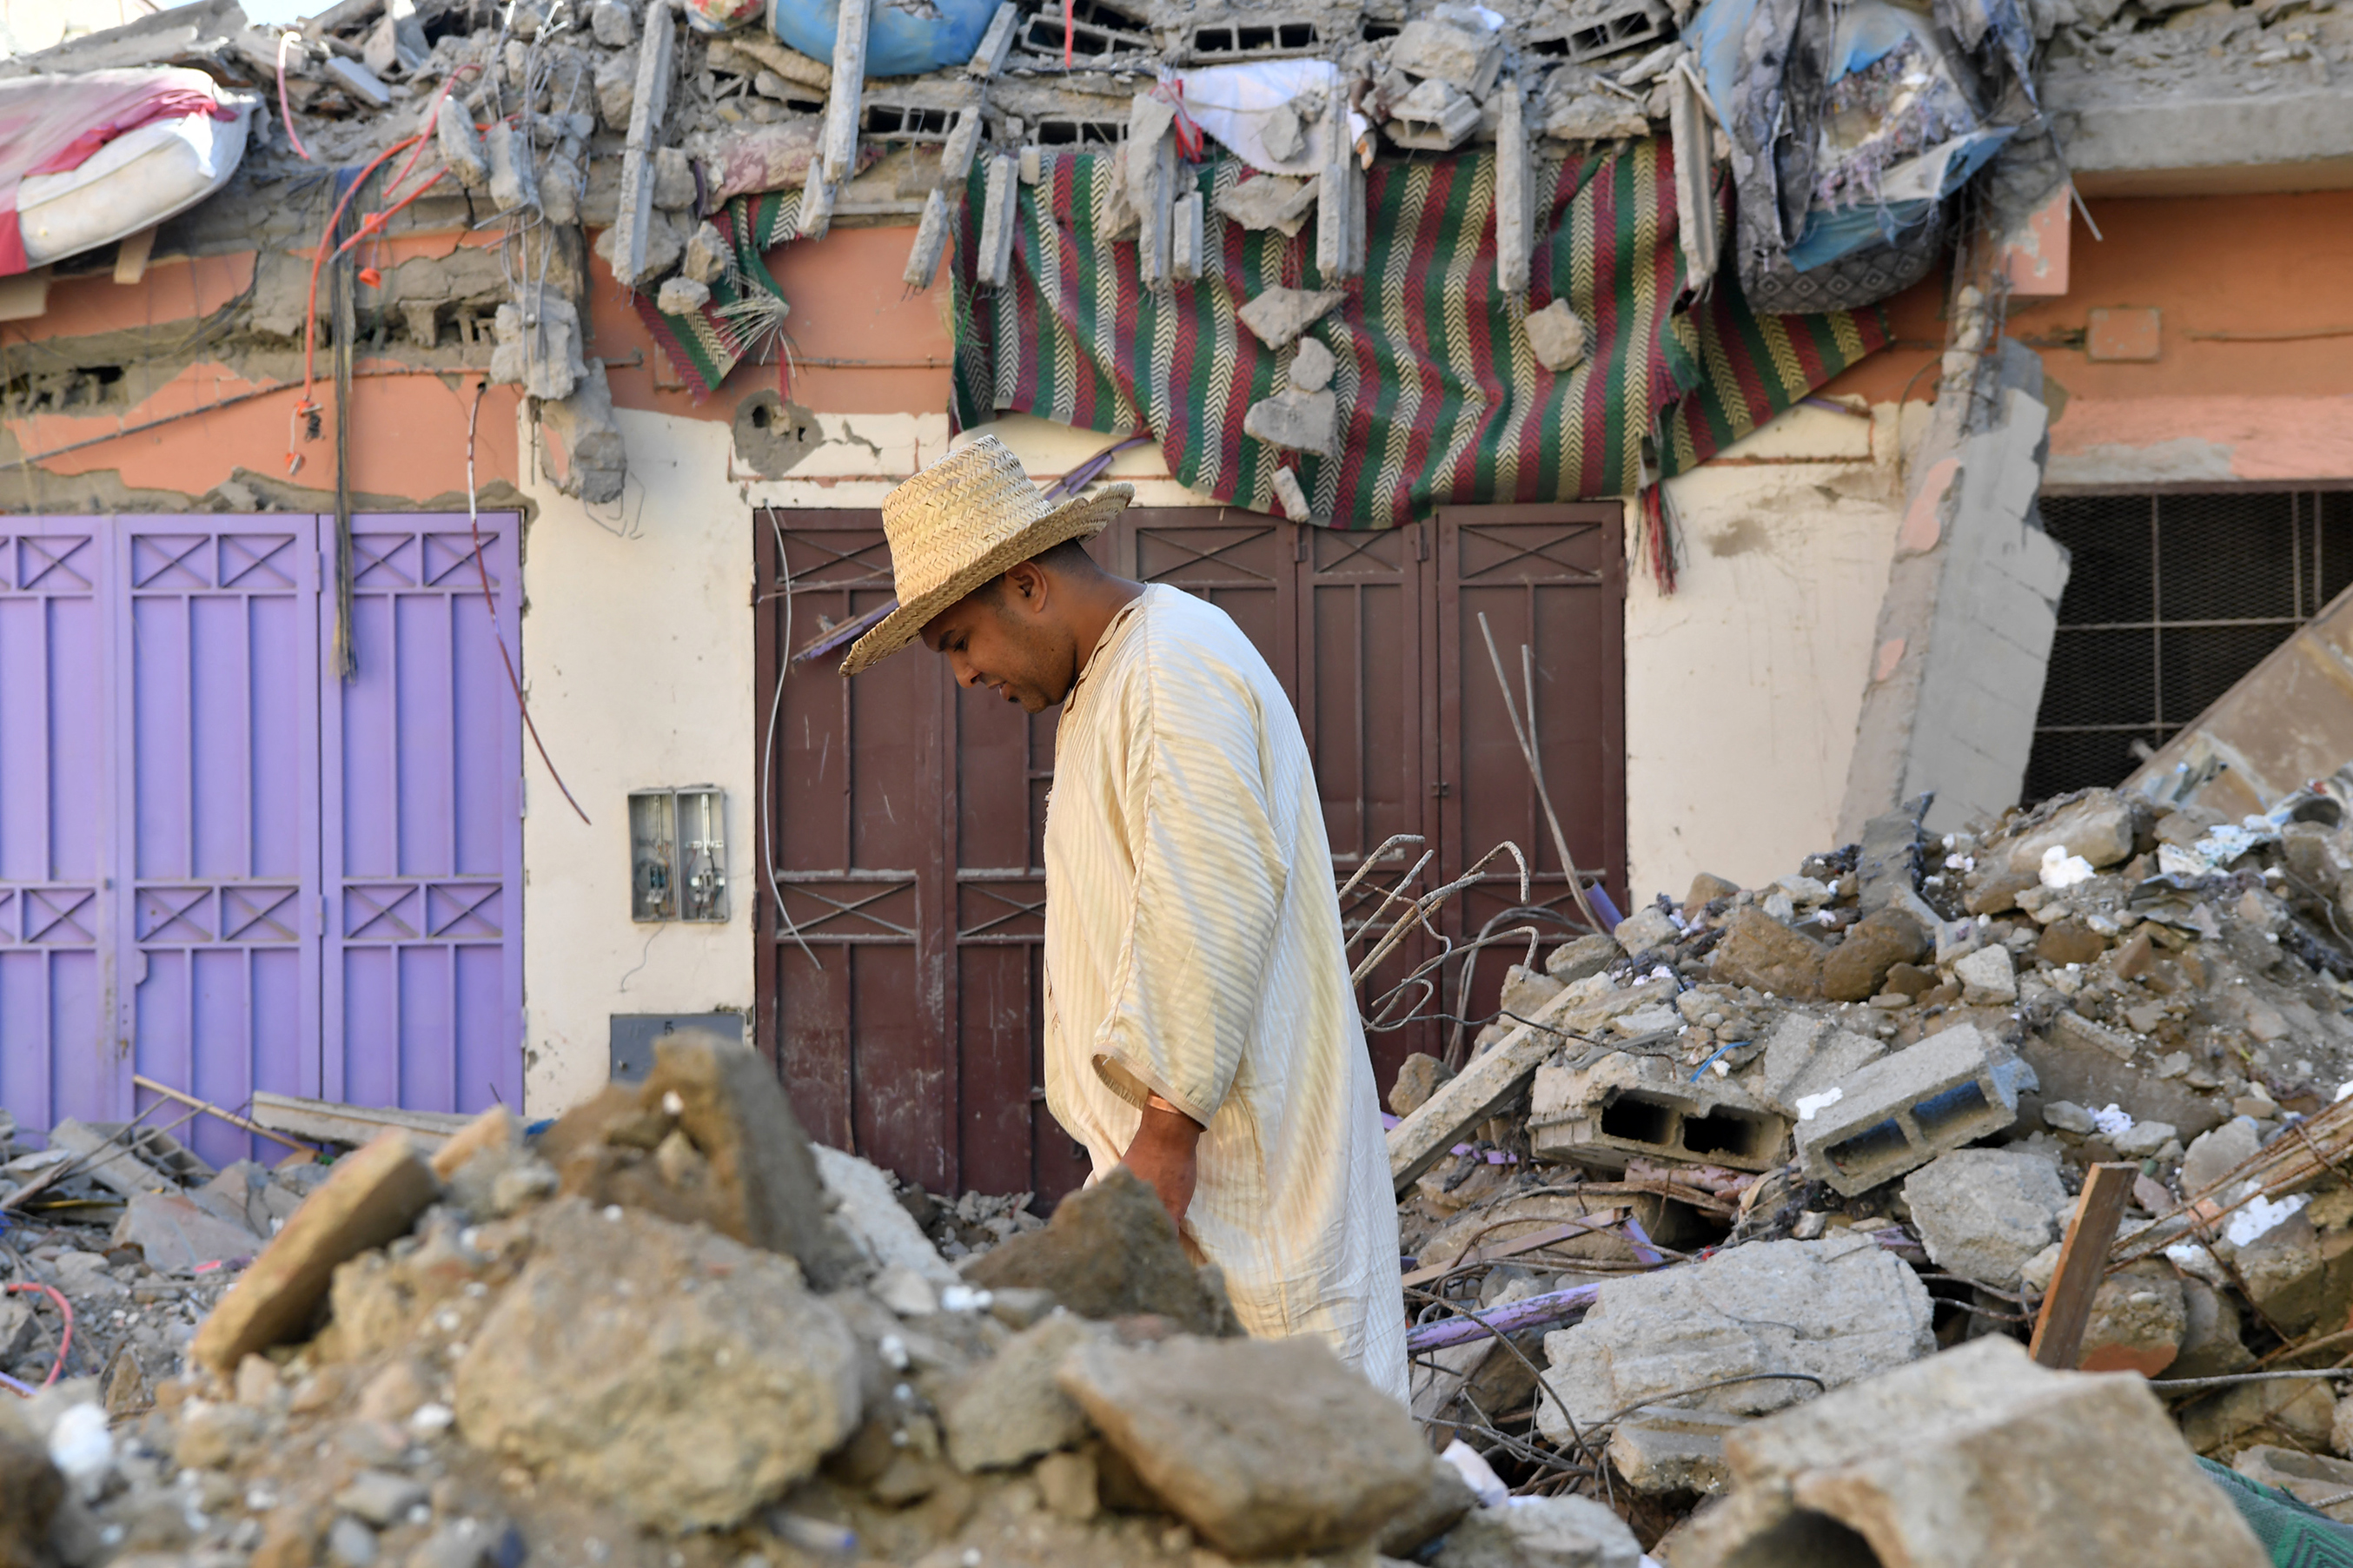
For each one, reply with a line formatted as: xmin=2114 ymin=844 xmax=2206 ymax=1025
xmin=938 ymin=1284 xmax=993 ymax=1313
xmin=2337 ymin=1081 xmax=2353 ymax=1103
xmin=1441 ymin=1437 xmax=1511 ymax=1508
xmin=2091 ymin=1104 xmax=2134 ymax=1138
xmin=2225 ymin=1192 xmax=2310 ymax=1248
xmin=408 ymin=1403 xmax=454 ymax=1437
xmin=49 ymin=1401 xmax=114 ymax=1499
xmin=2039 ymin=845 xmax=2095 ymax=890
xmin=1794 ymin=1088 xmax=1844 ymax=1122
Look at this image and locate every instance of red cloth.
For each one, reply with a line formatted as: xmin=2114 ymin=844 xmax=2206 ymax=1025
xmin=0 ymin=69 xmax=237 ymax=275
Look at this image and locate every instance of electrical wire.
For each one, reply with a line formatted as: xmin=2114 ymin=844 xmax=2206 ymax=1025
xmin=761 ymin=509 xmax=823 ymax=973
xmin=4 ymin=1283 xmax=74 ymax=1389
xmin=465 ymin=381 xmax=591 ymax=824
xmin=276 ymin=31 xmax=315 ymax=162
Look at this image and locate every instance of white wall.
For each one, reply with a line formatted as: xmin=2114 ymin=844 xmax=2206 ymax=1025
xmin=1625 ymin=401 xmax=1920 ymax=907
xmin=517 ymin=401 xmax=1917 ymax=1104
xmin=517 ymin=404 xmax=953 ymax=1113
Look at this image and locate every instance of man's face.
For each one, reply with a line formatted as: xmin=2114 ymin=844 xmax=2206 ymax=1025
xmin=921 ymin=572 xmax=1074 ymax=713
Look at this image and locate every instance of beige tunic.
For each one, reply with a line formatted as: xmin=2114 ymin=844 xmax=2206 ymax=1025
xmin=1041 ymin=584 xmax=1408 ymax=1399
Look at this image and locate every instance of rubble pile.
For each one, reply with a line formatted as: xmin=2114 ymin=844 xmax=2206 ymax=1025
xmin=0 ymin=1034 xmax=1541 ymax=1568
xmin=1388 ymin=774 xmax=2353 ymax=1553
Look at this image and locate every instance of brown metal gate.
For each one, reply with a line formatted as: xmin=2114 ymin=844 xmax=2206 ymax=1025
xmin=754 ymin=503 xmax=1625 ymax=1202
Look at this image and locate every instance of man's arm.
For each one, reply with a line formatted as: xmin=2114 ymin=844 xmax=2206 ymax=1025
xmin=1122 ymin=1094 xmax=1204 ymax=1230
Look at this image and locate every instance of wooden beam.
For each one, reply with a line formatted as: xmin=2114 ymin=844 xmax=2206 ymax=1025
xmin=2030 ymin=1161 xmax=2137 ymax=1368
xmin=133 ymin=1074 xmax=309 ymax=1153
xmin=114 ymin=224 xmax=158 ymax=285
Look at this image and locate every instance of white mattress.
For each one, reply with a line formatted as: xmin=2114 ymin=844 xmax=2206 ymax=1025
xmin=18 ymin=103 xmax=251 ymax=266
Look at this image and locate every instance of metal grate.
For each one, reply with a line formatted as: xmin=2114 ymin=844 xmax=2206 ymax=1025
xmin=2023 ymin=491 xmax=2353 ymax=799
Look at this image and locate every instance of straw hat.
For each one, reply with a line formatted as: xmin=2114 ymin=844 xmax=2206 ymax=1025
xmin=838 ymin=435 xmax=1133 ymax=675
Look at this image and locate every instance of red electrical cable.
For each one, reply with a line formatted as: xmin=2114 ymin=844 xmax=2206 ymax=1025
xmin=276 ymin=31 xmax=314 ymax=162
xmin=3 ymin=1283 xmax=75 ymax=1390
xmin=289 ymin=131 xmax=425 ymax=474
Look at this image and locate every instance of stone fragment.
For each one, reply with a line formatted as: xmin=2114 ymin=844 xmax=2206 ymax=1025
xmin=335 ymin=1471 xmax=428 ymax=1527
xmin=651 ymin=146 xmax=693 ymax=210
xmin=454 ymin=1200 xmax=860 ymax=1532
xmin=682 ymin=221 xmax=732 ymax=284
xmin=1793 ymin=1024 xmax=2036 ymax=1196
xmin=1269 ymin=466 xmax=1313 ymax=523
xmin=964 ymin=1168 xmax=1232 ymax=1333
xmin=1709 ymin=906 xmax=1826 ymax=1000
xmin=537 ymin=360 xmax=626 ymax=506
xmin=1546 ymin=933 xmax=1622 ymax=981
xmin=1953 ymin=943 xmax=2017 ymax=1005
xmin=812 ymin=1143 xmax=958 ymax=1287
xmin=2077 ymin=1259 xmax=2186 ymax=1376
xmin=941 ymin=1312 xmax=1097 ymax=1472
xmin=191 ymin=1131 xmax=440 ymax=1373
xmin=1820 ymin=909 xmax=1929 ymax=1003
xmin=2230 ymin=1189 xmax=2353 ymax=1339
xmin=2183 ymin=1118 xmax=2261 ymax=1195
xmin=2038 ymin=916 xmax=2110 ymax=967
xmin=1537 ymin=1233 xmax=1933 ymax=1439
xmin=1237 ymin=286 xmax=1346 ymax=349
xmin=1528 ymin=1053 xmax=1787 ymax=1171
xmin=594 ymin=205 xmax=684 ymax=284
xmin=1289 ymin=335 xmax=1335 ymax=394
xmin=1389 ymin=1053 xmax=1455 ymax=1117
xmin=113 ymin=1191 xmax=261 ymax=1273
xmin=1674 ymin=1337 xmax=2265 ymax=1568
xmin=1752 ymin=1016 xmax=1886 ymax=1116
xmin=2020 ymin=1016 xmax=2224 ymax=1144
xmin=1390 ymin=5 xmax=1504 ymax=96
xmin=176 ymin=1399 xmax=264 ymax=1468
xmin=595 ymin=48 xmax=635 ymax=129
xmin=1387 ymin=76 xmax=1481 ymax=151
xmin=1214 ymin=173 xmax=1316 ymax=235
xmin=1525 ymin=298 xmax=1590 ymax=373
xmin=2237 ymin=1446 xmax=2353 ymax=1522
xmin=488 ymin=294 xmax=586 ymax=400
xmin=542 ymin=1029 xmax=861 ymax=1288
xmin=2172 ymin=1276 xmax=2253 ymax=1379
xmin=1541 ymin=68 xmax=1650 ymax=141
xmin=2184 ymin=1374 xmax=2336 ymax=1460
xmin=590 ymin=0 xmax=633 ymax=44
xmin=1901 ymin=1148 xmax=2069 ymax=1288
xmin=1034 ymin=1449 xmax=1098 ymax=1521
xmin=1614 ymin=903 xmax=1678 ymax=954
xmin=1376 ymin=1456 xmax=1475 ymax=1558
xmin=1608 ymin=1407 xmax=1745 ymax=1496
xmin=45 ymin=1119 xmax=184 ymax=1198
xmin=1243 ymin=387 xmax=1337 ymax=456
xmin=328 ymin=1514 xmax=379 ymax=1568
xmin=484 ymin=120 xmax=538 ymax=213
xmin=2001 ymin=789 xmax=2141 ymax=875
xmin=1434 ymin=1495 xmax=1640 ymax=1568
xmin=0 ymin=1405 xmax=63 ymax=1568
xmin=655 ymin=276 xmax=710 ymax=314
xmin=1057 ymin=1333 xmax=1429 ymax=1558
xmin=436 ymin=97 xmax=488 ymax=189
xmin=2113 ymin=1119 xmax=2178 ymax=1158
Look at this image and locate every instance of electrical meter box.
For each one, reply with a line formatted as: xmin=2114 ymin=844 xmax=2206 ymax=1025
xmin=628 ymin=786 xmax=728 ymax=922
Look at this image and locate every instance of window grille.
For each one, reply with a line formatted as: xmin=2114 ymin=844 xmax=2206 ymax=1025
xmin=2023 ymin=491 xmax=2353 ymax=800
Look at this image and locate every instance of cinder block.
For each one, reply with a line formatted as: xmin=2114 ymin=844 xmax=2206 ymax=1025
xmin=1793 ymin=1023 xmax=2036 ymax=1196
xmin=1529 ymin=1054 xmax=1788 ymax=1173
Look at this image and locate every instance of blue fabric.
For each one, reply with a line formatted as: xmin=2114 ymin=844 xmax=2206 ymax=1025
xmin=766 ymin=0 xmax=999 ymax=77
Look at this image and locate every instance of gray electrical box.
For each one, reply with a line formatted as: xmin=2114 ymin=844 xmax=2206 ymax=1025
xmin=609 ymin=1013 xmax=746 ymax=1082
xmin=628 ymin=785 xmax=727 ymax=923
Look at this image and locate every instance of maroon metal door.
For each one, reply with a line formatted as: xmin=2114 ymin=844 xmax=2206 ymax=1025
xmin=755 ymin=503 xmax=1624 ymax=1203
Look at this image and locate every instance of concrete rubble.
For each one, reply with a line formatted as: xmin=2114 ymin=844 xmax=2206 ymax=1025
xmin=1388 ymin=769 xmax=2353 ymax=1551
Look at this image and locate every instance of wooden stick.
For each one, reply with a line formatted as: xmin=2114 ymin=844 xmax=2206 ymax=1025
xmin=1476 ymin=613 xmax=1606 ymax=935
xmin=131 ymin=1075 xmax=309 ymax=1154
xmin=1400 ymin=1212 xmax=1627 ymax=1288
xmin=2031 ymin=1161 xmax=2137 ymax=1368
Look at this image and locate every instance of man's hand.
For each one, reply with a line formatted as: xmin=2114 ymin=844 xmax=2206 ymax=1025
xmin=1121 ymin=1096 xmax=1203 ymax=1233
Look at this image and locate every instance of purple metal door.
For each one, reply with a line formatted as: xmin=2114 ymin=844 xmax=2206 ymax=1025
xmin=117 ymin=518 xmax=324 ymax=1168
xmin=1 ymin=513 xmax=520 ymax=1163
xmin=321 ymin=515 xmax=524 ymax=1117
xmin=0 ymin=519 xmax=116 ymax=1135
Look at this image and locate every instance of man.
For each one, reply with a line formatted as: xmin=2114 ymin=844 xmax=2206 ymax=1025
xmin=841 ymin=435 xmax=1407 ymax=1398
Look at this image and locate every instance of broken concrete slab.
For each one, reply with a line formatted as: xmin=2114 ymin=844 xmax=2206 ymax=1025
xmin=454 ymin=1199 xmax=861 ymax=1533
xmin=1820 ymin=908 xmax=1930 ymax=1002
xmin=1389 ymin=1052 xmax=1455 ymax=1117
xmin=113 ymin=1191 xmax=262 ymax=1274
xmin=812 ymin=1142 xmax=959 ymax=1287
xmin=1525 ymin=298 xmax=1590 ymax=373
xmin=654 ymin=275 xmax=708 ymax=314
xmin=1546 ymin=933 xmax=1622 ymax=982
xmin=1537 ymin=1232 xmax=1934 ymax=1439
xmin=1433 ymin=1494 xmax=1640 ymax=1568
xmin=1214 ymin=173 xmax=1316 ymax=235
xmin=190 ymin=1130 xmax=441 ymax=1373
xmin=46 ymin=1119 xmax=190 ymax=1199
xmin=1389 ymin=982 xmax=1583 ymax=1193
xmin=544 ymin=1029 xmax=864 ymax=1290
xmin=1901 ymin=1148 xmax=2070 ymax=1287
xmin=1607 ymin=1407 xmax=1746 ymax=1496
xmin=1528 ymin=1053 xmax=1788 ymax=1173
xmin=2018 ymin=1021 xmax=2226 ymax=1144
xmin=1752 ymin=1016 xmax=1886 ymax=1116
xmin=1057 ymin=1333 xmax=1429 ymax=1558
xmin=1793 ymin=1022 xmax=2037 ymax=1196
xmin=962 ymin=1168 xmax=1233 ymax=1333
xmin=436 ymin=96 xmax=487 ymax=189
xmin=1375 ymin=1456 xmax=1476 ymax=1558
xmin=1289 ymin=335 xmax=1335 ymax=394
xmin=1676 ymin=1336 xmax=2265 ymax=1568
xmin=1389 ymin=5 xmax=1504 ymax=97
xmin=1236 ymin=285 xmax=1346 ymax=349
xmin=2001 ymin=789 xmax=2143 ymax=876
xmin=940 ymin=1311 xmax=1097 ymax=1472
xmin=1387 ymin=76 xmax=1481 ymax=151
xmin=537 ymin=361 xmax=627 ymax=506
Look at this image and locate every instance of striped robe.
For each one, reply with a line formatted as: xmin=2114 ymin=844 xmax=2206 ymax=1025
xmin=1041 ymin=584 xmax=1408 ymax=1399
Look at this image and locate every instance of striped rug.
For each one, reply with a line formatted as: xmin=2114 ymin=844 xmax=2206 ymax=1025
xmin=638 ymin=190 xmax=802 ymax=398
xmin=950 ymin=141 xmax=1889 ymax=528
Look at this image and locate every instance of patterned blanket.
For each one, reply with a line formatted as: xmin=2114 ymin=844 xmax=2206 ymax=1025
xmin=948 ymin=142 xmax=1889 ymax=529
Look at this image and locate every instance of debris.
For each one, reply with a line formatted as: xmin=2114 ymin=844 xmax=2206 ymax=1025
xmin=1526 ymin=298 xmax=1592 ymax=374
xmin=1236 ymin=284 xmax=1346 ymax=349
xmin=1900 ymin=1147 xmax=2069 ymax=1287
xmin=962 ymin=1168 xmax=1237 ymax=1333
xmin=1793 ymin=1023 xmax=2037 ymax=1195
xmin=111 ymin=1191 xmax=261 ymax=1273
xmin=249 ymin=1091 xmax=473 ymax=1153
xmin=1243 ymin=385 xmax=1337 ymax=456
